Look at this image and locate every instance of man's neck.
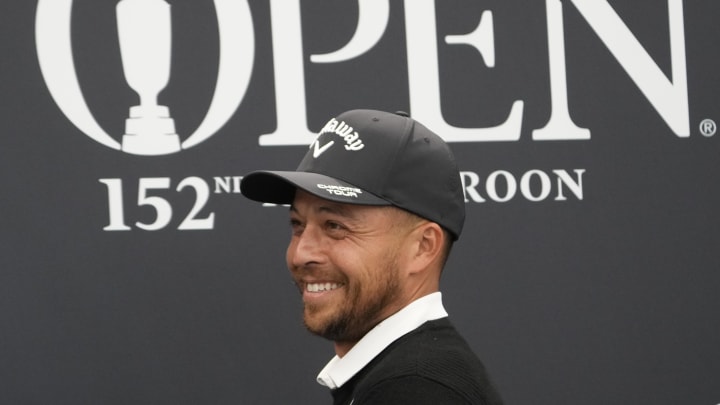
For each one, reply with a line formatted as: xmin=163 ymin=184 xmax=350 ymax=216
xmin=333 ymin=341 xmax=355 ymax=358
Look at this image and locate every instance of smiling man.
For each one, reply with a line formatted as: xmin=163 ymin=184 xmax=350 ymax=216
xmin=241 ymin=109 xmax=503 ymax=405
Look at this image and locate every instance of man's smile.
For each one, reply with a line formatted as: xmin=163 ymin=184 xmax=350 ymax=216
xmin=305 ymin=282 xmax=344 ymax=293
xmin=301 ymin=281 xmax=347 ymax=307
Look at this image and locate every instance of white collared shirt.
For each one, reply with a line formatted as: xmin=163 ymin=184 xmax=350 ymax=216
xmin=316 ymin=292 xmax=448 ymax=389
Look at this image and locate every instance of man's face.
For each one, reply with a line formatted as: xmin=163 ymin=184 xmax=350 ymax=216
xmin=286 ymin=190 xmax=415 ymax=344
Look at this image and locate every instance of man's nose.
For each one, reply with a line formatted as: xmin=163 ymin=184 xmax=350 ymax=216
xmin=288 ymin=225 xmax=324 ymax=268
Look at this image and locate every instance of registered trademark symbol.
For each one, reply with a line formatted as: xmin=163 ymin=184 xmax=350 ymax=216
xmin=699 ymin=119 xmax=716 ymax=137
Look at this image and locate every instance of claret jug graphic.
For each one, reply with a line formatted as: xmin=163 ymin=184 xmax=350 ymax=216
xmin=36 ymin=0 xmax=254 ymax=156
xmin=117 ymin=0 xmax=180 ymax=155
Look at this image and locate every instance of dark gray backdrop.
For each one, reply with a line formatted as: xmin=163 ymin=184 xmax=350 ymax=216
xmin=1 ymin=1 xmax=718 ymax=404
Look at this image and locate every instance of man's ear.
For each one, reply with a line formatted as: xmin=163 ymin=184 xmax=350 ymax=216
xmin=406 ymin=221 xmax=445 ymax=275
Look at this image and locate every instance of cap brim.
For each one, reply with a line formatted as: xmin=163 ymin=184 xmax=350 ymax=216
xmin=240 ymin=170 xmax=391 ymax=206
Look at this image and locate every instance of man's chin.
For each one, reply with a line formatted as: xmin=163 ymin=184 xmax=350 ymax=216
xmin=303 ymin=314 xmax=347 ymax=341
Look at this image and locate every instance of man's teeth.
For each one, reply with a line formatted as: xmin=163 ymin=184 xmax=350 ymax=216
xmin=306 ymin=283 xmax=341 ymax=292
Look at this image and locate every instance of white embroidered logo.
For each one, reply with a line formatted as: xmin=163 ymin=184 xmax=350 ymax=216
xmin=308 ymin=117 xmax=366 ymax=158
xmin=316 ymin=184 xmax=362 ymax=198
xmin=317 ymin=118 xmax=365 ymax=151
xmin=312 ymin=140 xmax=335 ymax=158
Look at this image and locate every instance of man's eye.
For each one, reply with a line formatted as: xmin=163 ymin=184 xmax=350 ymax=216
xmin=325 ymin=221 xmax=348 ymax=237
xmin=289 ymin=219 xmax=304 ymax=234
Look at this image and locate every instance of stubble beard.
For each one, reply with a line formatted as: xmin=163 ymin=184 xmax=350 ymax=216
xmin=303 ymin=259 xmax=401 ymax=343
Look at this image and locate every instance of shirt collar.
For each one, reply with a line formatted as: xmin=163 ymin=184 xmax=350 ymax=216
xmin=316 ymin=292 xmax=448 ymax=389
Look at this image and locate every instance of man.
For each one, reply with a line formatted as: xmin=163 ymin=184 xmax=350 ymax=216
xmin=241 ymin=109 xmax=503 ymax=404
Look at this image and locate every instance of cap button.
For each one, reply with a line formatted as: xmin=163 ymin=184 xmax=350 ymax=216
xmin=394 ymin=111 xmax=410 ymax=117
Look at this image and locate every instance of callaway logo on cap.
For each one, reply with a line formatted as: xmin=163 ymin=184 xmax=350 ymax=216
xmin=311 ymin=117 xmax=366 ymax=157
xmin=240 ymin=109 xmax=466 ymax=239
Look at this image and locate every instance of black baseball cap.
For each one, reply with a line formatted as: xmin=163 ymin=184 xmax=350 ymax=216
xmin=240 ymin=109 xmax=466 ymax=240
